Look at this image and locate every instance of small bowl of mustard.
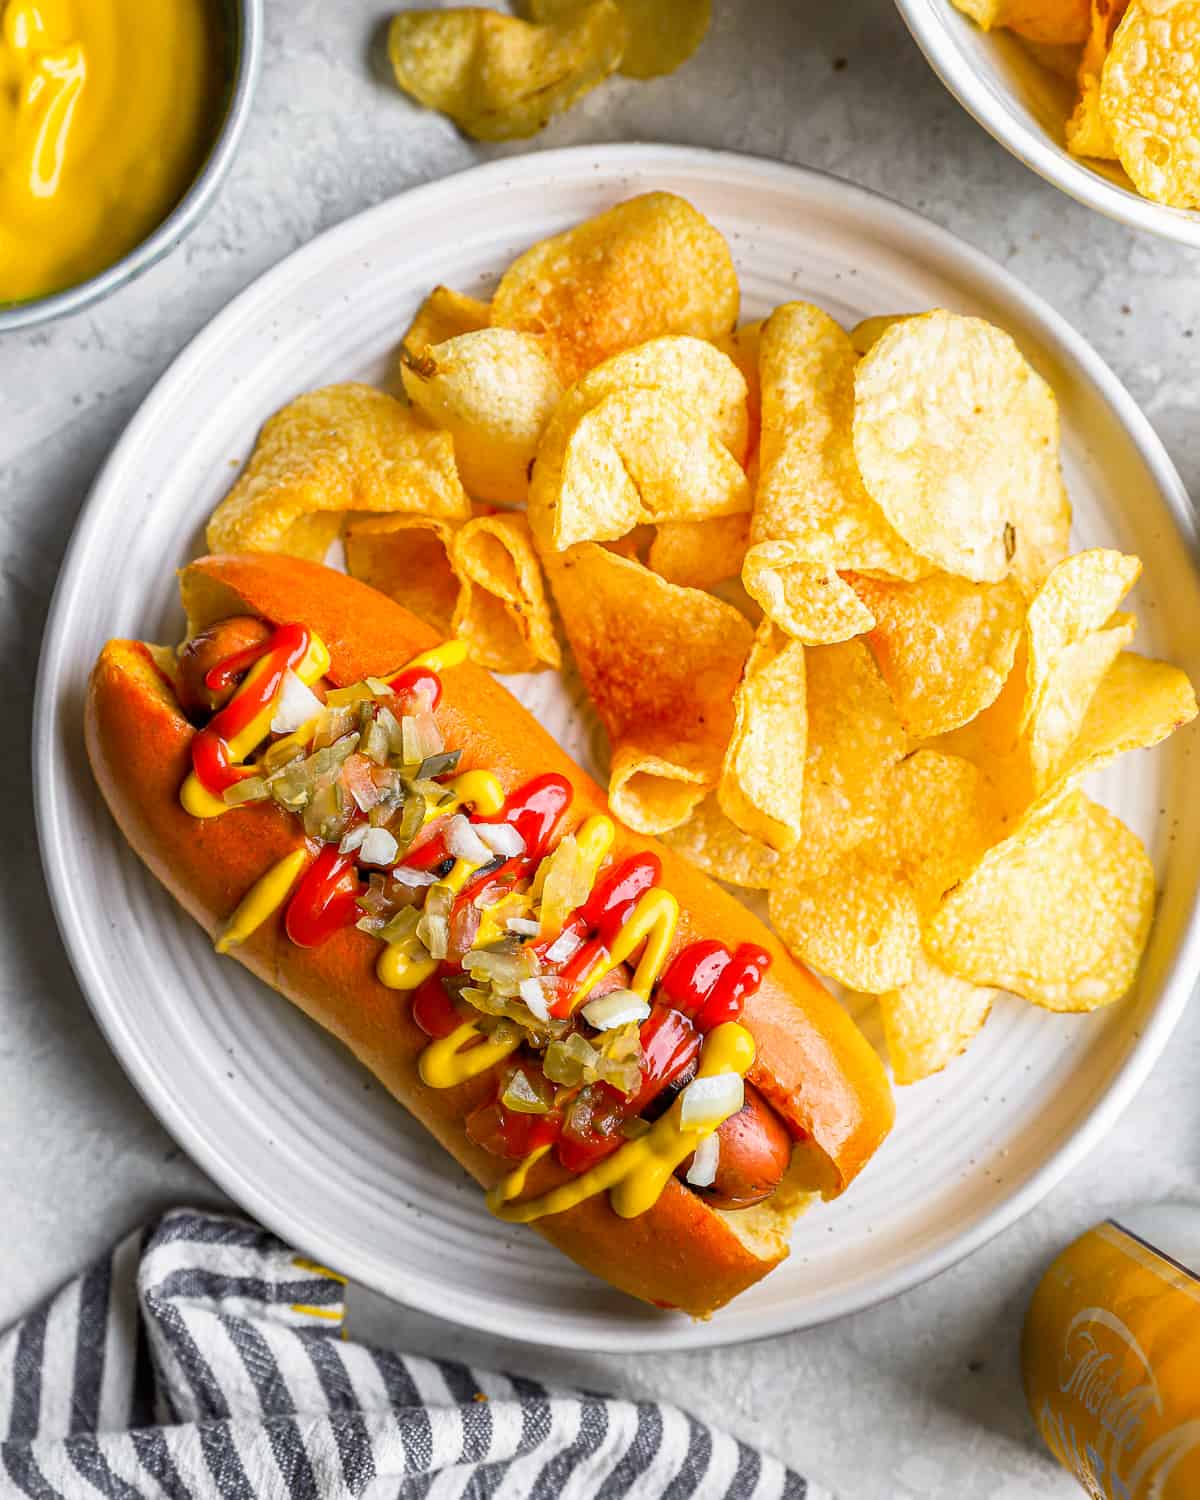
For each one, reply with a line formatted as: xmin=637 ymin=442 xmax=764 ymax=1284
xmin=0 ymin=0 xmax=261 ymax=331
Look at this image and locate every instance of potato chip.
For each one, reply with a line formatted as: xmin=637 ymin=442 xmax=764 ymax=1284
xmin=1102 ymin=0 xmax=1200 ymax=208
xmin=847 ymin=571 xmax=1026 ymax=739
xmin=751 ymin=303 xmax=926 ymax=579
xmin=543 ymin=543 xmax=753 ymax=833
xmin=848 ymin=314 xmax=909 ymax=356
xmin=661 ymin=796 xmax=782 ymax=888
xmin=343 ymin=514 xmax=461 ymax=636
xmin=529 ymin=0 xmax=710 ymax=77
xmin=207 ymin=384 xmax=470 ymax=557
xmin=400 ymin=329 xmax=563 ymax=505
xmin=712 ymin=320 xmax=763 ymax=450
xmin=491 ymin=194 xmax=740 ymax=385
xmin=1043 ymin=649 xmax=1198 ymax=791
xmin=879 ymin=949 xmax=995 ymax=1085
xmin=1024 ymin=549 xmax=1141 ymax=730
xmin=648 ymin=514 xmax=751 ymax=590
xmin=718 ymin=622 xmax=806 ymax=853
xmin=742 ymin=546 xmax=875 ymax=646
xmin=1027 ymin=614 xmax=1135 ymax=789
xmin=950 ymin=0 xmax=1089 ymax=40
xmin=1066 ymin=0 xmax=1129 ymax=158
xmin=402 ymin=285 xmax=490 ymax=351
xmin=926 ymin=791 xmax=1155 ymax=1011
xmin=452 ymin=512 xmax=561 ymax=674
xmin=882 ymin=749 xmax=1004 ymax=912
xmin=532 ymin=387 xmax=750 ymax=553
xmin=797 ymin=638 xmax=906 ymax=872
xmin=388 ymin=4 xmax=626 ymax=144
xmin=770 ymin=852 xmax=920 ymax=993
xmin=853 ymin=311 xmax=1069 ymax=590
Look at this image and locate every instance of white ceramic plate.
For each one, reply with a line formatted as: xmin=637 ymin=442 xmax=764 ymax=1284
xmin=896 ymin=0 xmax=1200 ymax=248
xmin=34 ymin=145 xmax=1200 ymax=1352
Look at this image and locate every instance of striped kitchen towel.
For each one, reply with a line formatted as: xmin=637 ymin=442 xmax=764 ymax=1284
xmin=0 ymin=1208 xmax=818 ymax=1499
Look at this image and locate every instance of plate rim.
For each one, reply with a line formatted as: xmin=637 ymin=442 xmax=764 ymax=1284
xmin=32 ymin=142 xmax=1200 ymax=1352
xmin=893 ymin=0 xmax=1200 ymax=249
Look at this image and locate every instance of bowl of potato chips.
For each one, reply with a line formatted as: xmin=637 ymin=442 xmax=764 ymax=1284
xmin=896 ymin=0 xmax=1200 ymax=243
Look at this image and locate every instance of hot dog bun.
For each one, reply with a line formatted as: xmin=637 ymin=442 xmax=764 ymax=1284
xmin=86 ymin=553 xmax=893 ymax=1316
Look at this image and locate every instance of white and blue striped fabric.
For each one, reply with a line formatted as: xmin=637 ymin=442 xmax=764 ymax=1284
xmin=0 ymin=1209 xmax=817 ymax=1499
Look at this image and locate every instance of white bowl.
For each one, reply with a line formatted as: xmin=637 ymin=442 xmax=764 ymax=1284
xmin=895 ymin=0 xmax=1200 ymax=247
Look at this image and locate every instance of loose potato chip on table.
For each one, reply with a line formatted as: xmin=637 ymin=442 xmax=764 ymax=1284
xmin=647 ymin=514 xmax=751 ymax=590
xmin=926 ymin=790 xmax=1155 ymax=1012
xmin=400 ymin=328 xmax=563 ymax=505
xmin=402 ymin=285 xmax=490 ymax=351
xmin=207 ymin=383 xmax=470 ymax=557
xmin=490 ymin=193 xmax=740 ymax=385
xmin=542 ymin=542 xmax=752 ymax=833
xmin=742 ymin=302 xmax=925 ymax=644
xmin=388 ymin=4 xmax=626 ymax=143
xmin=718 ymin=622 xmax=806 ymax=853
xmin=1101 ymin=0 xmax=1200 ymax=208
xmin=852 ymin=311 xmax=1070 ymax=593
xmin=847 ymin=570 xmax=1026 ymax=739
xmin=529 ymin=0 xmax=711 ymax=77
xmin=879 ymin=949 xmax=996 ymax=1086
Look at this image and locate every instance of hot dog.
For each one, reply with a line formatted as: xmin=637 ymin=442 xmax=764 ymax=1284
xmin=86 ymin=554 xmax=893 ymax=1317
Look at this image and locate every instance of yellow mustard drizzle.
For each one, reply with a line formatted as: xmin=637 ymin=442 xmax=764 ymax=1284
xmin=406 ymin=640 xmax=470 ymax=673
xmin=418 ymin=1020 xmax=523 ymax=1089
xmin=215 ymin=848 xmax=310 ymax=954
xmin=570 ymin=887 xmax=680 ymax=1007
xmin=486 ymin=1022 xmax=756 ymax=1223
xmin=181 ymin=634 xmax=333 ymax=819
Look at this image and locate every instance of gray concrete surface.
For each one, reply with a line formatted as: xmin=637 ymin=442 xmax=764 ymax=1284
xmin=3 ymin=2 xmax=1199 ymax=1495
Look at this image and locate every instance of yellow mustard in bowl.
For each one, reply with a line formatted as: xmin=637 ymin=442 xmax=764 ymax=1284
xmin=0 ymin=0 xmax=226 ymax=305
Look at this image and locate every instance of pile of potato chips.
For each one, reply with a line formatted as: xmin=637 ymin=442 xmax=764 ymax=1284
xmin=387 ymin=0 xmax=710 ymax=141
xmin=952 ymin=0 xmax=1200 ymax=209
xmin=204 ymin=190 xmax=1197 ymax=1087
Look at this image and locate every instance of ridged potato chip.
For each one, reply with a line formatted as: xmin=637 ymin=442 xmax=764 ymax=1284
xmin=661 ymin=796 xmax=782 ymax=889
xmin=742 ymin=546 xmax=875 ymax=646
xmin=853 ymin=311 xmax=1069 ymax=591
xmin=344 ymin=514 xmax=461 ymax=636
xmin=648 ymin=514 xmax=751 ymax=590
xmin=530 ymin=0 xmax=710 ymax=77
xmin=491 ymin=194 xmax=740 ymax=385
xmin=932 ymin=639 xmax=1033 ymax=822
xmin=400 ymin=329 xmax=563 ymax=505
xmin=751 ymin=303 xmax=926 ymax=580
xmin=879 ymin=949 xmax=995 ymax=1086
xmin=451 ymin=512 xmax=562 ymax=673
xmin=1024 ymin=549 xmax=1141 ymax=730
xmin=543 ymin=543 xmax=753 ymax=833
xmin=402 ymin=285 xmax=490 ymax=350
xmin=926 ymin=791 xmax=1155 ymax=1011
xmin=1066 ymin=0 xmax=1129 ymax=158
xmin=388 ymin=4 xmax=626 ymax=144
xmin=770 ymin=852 xmax=921 ymax=993
xmin=207 ymin=384 xmax=469 ymax=557
xmin=1027 ymin=615 xmax=1135 ymax=790
xmin=718 ymin=622 xmax=806 ymax=853
xmin=1102 ymin=0 xmax=1200 ymax=208
xmin=847 ymin=570 xmax=1026 ymax=739
xmin=950 ymin=0 xmax=1089 ymax=40
xmin=532 ymin=387 xmax=750 ymax=553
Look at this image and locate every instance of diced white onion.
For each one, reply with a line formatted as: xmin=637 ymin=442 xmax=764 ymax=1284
xmin=359 ymin=827 xmax=399 ymax=867
xmin=506 ymin=917 xmax=540 ymax=937
xmin=545 ymin=929 xmax=582 ymax=964
xmin=475 ymin=822 xmax=526 ymax=859
xmin=679 ymin=1072 xmax=744 ymax=1132
xmin=270 ymin=671 xmax=323 ymax=734
xmin=518 ymin=977 xmax=551 ymax=1023
xmin=391 ymin=864 xmax=437 ymax=888
xmin=581 ymin=988 xmax=651 ymax=1031
xmin=686 ymin=1133 xmax=720 ymax=1188
xmin=446 ymin=814 xmax=492 ymax=866
xmin=339 ymin=823 xmax=368 ymax=855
